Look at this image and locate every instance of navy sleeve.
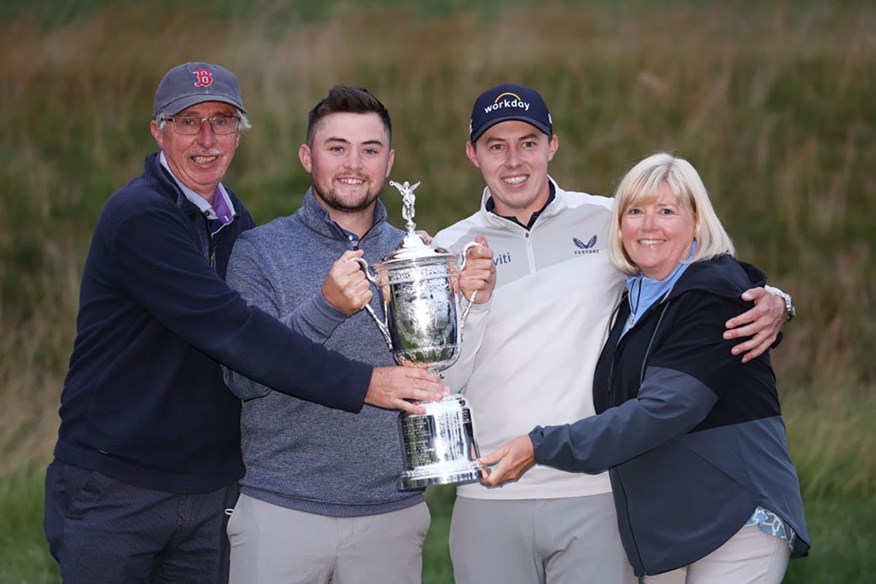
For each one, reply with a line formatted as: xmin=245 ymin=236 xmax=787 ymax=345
xmin=531 ymin=293 xmax=743 ymax=473
xmin=111 ymin=203 xmax=371 ymax=413
xmin=221 ymin=235 xmax=349 ymax=400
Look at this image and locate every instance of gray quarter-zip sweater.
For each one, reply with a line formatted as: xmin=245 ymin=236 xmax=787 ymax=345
xmin=223 ymin=190 xmax=424 ymax=516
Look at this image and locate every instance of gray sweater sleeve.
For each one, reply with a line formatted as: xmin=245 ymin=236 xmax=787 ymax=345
xmin=284 ymin=293 xmax=348 ymax=342
xmin=222 ymin=237 xmax=349 ymax=400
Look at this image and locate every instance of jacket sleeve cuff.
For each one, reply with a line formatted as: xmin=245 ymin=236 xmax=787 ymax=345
xmin=282 ymin=294 xmax=348 ymax=343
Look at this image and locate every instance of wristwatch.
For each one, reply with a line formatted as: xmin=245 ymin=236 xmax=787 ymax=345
xmin=764 ymin=285 xmax=796 ymax=322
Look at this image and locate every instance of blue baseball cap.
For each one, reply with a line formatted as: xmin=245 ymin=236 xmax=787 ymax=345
xmin=152 ymin=62 xmax=247 ymax=118
xmin=469 ymin=83 xmax=552 ymax=142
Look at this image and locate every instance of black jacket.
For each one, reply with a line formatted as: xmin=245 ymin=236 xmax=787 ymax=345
xmin=531 ymin=255 xmax=809 ymax=575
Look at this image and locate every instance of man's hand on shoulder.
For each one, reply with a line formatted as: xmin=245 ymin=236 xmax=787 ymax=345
xmin=724 ymin=286 xmax=788 ymax=363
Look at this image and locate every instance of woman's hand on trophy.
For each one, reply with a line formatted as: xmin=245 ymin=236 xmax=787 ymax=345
xmin=477 ymin=435 xmax=536 ymax=487
xmin=459 ymin=235 xmax=496 ymax=304
xmin=324 ymin=249 xmax=374 ymax=316
xmin=366 ymin=367 xmax=450 ymax=415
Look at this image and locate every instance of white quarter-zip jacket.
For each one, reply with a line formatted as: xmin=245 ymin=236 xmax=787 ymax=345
xmin=434 ymin=178 xmax=625 ymax=500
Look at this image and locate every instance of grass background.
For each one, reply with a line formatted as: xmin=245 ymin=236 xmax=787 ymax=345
xmin=1 ymin=0 xmax=874 ymax=582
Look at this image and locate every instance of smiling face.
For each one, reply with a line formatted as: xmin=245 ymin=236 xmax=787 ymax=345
xmin=466 ymin=120 xmax=558 ymax=225
xmin=620 ymin=181 xmax=697 ymax=281
xmin=150 ymin=101 xmax=241 ymax=202
xmin=299 ymin=111 xmax=394 ymax=230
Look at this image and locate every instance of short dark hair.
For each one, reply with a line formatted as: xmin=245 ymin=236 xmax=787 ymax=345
xmin=306 ymin=85 xmax=392 ymax=146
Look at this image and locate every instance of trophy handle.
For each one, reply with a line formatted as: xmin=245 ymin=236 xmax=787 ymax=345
xmin=457 ymin=241 xmax=483 ymax=335
xmin=350 ymin=257 xmax=393 ymax=349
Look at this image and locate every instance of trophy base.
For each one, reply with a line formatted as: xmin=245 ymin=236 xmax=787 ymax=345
xmin=399 ymin=460 xmax=485 ymax=490
xmin=398 ymin=393 xmax=484 ymax=491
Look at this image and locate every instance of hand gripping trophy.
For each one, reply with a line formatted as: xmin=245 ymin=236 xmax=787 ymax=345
xmin=355 ymin=180 xmax=485 ymax=490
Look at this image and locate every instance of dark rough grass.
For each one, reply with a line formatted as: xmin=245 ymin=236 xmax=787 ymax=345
xmin=0 ymin=464 xmax=59 ymax=584
xmin=4 ymin=468 xmax=872 ymax=584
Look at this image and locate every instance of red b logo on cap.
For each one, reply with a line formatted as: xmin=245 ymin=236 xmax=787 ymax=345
xmin=193 ymin=69 xmax=214 ymax=87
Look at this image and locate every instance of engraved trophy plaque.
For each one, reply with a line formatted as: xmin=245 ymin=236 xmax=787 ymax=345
xmin=357 ymin=180 xmax=485 ymax=490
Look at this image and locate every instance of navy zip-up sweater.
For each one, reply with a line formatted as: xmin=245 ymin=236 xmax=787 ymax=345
xmin=54 ymin=153 xmax=372 ymax=494
xmin=530 ymin=255 xmax=809 ymax=575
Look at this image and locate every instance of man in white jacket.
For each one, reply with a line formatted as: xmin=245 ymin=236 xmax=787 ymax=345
xmin=433 ymin=83 xmax=791 ymax=584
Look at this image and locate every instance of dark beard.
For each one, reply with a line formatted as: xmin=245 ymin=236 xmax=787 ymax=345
xmin=312 ymin=185 xmax=381 ymax=214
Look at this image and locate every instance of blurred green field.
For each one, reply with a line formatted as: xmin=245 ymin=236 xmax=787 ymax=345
xmin=1 ymin=0 xmax=874 ymax=582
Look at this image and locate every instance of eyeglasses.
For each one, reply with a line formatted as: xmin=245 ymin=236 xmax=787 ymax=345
xmin=164 ymin=115 xmax=241 ymax=135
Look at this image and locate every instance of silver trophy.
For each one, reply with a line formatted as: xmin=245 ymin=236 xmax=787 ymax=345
xmin=356 ymin=180 xmax=485 ymax=490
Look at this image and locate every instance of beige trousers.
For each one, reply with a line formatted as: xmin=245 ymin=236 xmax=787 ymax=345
xmin=644 ymin=524 xmax=791 ymax=584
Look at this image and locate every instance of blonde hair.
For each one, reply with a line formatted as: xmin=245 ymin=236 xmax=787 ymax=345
xmin=608 ymin=152 xmax=735 ymax=276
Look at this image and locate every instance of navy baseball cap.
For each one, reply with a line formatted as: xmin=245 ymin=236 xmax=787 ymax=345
xmin=469 ymin=83 xmax=552 ymax=142
xmin=152 ymin=62 xmax=247 ymax=118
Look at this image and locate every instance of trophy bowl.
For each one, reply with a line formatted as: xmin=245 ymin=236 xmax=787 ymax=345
xmin=374 ymin=253 xmax=462 ymax=370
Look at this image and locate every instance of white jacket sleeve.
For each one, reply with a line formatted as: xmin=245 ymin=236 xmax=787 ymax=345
xmin=440 ymin=298 xmax=490 ymax=393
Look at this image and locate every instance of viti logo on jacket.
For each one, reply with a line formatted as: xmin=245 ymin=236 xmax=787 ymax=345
xmin=493 ymin=251 xmax=512 ymax=266
xmin=572 ymin=234 xmax=600 ymax=255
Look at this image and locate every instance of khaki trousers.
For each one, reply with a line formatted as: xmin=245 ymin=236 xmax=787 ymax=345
xmin=644 ymin=524 xmax=791 ymax=584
